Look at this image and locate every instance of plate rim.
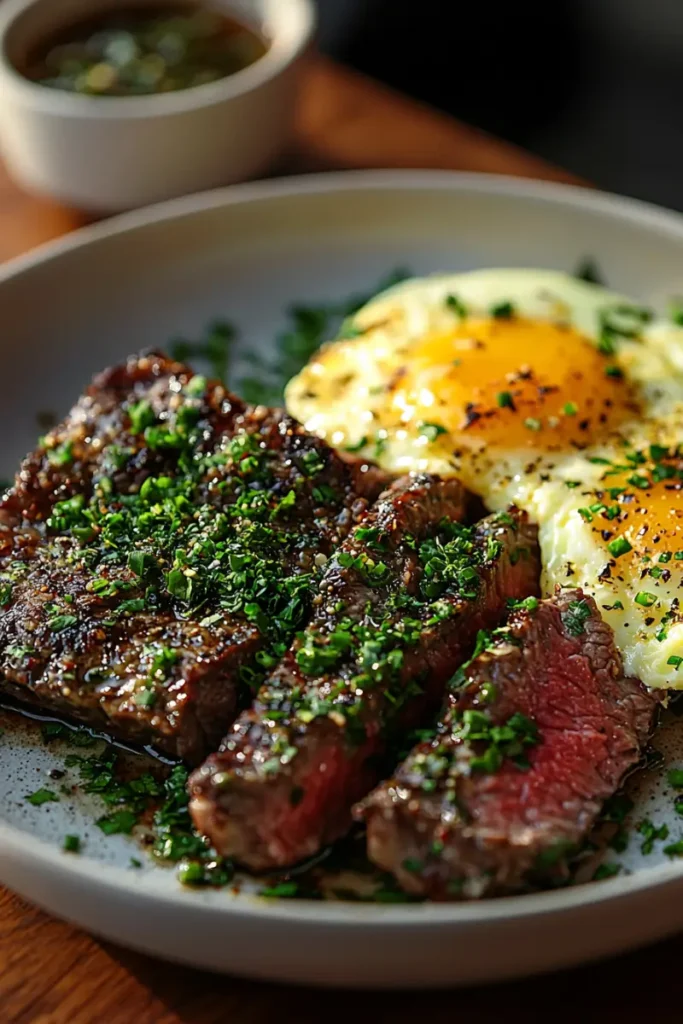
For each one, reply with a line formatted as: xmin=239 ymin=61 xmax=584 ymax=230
xmin=4 ymin=168 xmax=683 ymax=286
xmin=3 ymin=167 xmax=683 ymax=928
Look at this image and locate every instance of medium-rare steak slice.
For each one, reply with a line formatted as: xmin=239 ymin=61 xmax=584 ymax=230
xmin=0 ymin=351 xmax=385 ymax=761
xmin=189 ymin=482 xmax=540 ymax=870
xmin=359 ymin=589 xmax=657 ymax=899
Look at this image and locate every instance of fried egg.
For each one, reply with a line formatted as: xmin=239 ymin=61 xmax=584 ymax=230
xmin=286 ymin=269 xmax=683 ymax=690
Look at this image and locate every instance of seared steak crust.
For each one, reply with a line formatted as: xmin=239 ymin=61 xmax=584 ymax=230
xmin=189 ymin=484 xmax=540 ymax=870
xmin=359 ymin=589 xmax=656 ymax=899
xmin=0 ymin=351 xmax=384 ymax=761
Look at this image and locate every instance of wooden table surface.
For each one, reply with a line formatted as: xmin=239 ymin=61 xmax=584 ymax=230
xmin=0 ymin=54 xmax=674 ymax=1023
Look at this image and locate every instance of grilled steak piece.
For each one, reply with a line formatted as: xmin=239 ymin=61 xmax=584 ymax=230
xmin=189 ymin=484 xmax=540 ymax=870
xmin=0 ymin=351 xmax=385 ymax=762
xmin=359 ymin=589 xmax=657 ymax=899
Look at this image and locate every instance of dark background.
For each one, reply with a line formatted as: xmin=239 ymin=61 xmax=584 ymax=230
xmin=317 ymin=0 xmax=683 ymax=211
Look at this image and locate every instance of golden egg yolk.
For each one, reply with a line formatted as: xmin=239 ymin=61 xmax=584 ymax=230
xmin=391 ymin=316 xmax=639 ymax=451
xmin=591 ymin=464 xmax=683 ymax=566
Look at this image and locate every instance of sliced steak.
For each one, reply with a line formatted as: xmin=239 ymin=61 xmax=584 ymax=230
xmin=0 ymin=351 xmax=385 ymax=762
xmin=189 ymin=484 xmax=539 ymax=870
xmin=359 ymin=589 xmax=657 ymax=899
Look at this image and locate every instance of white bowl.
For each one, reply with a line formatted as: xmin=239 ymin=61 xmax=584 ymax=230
xmin=0 ymin=0 xmax=315 ymax=212
xmin=4 ymin=171 xmax=683 ymax=986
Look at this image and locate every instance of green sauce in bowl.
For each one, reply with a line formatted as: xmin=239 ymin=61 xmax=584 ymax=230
xmin=25 ymin=5 xmax=267 ymax=96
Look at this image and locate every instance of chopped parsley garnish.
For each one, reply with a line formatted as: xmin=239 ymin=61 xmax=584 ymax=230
xmin=464 ymin=710 xmax=539 ymax=773
xmin=419 ymin=422 xmax=447 ymax=442
xmin=63 ymin=834 xmax=81 ymax=853
xmin=344 ymin=436 xmax=368 ymax=453
xmin=593 ymin=863 xmax=621 ymax=881
xmin=601 ymin=793 xmax=633 ymax=824
xmin=47 ymin=614 xmax=78 ymax=632
xmin=575 ymin=257 xmax=604 ymax=285
xmin=490 ymin=300 xmax=514 ymax=319
xmin=496 ymin=391 xmax=515 ymax=409
xmin=607 ymin=537 xmax=632 ymax=558
xmin=230 ymin=268 xmax=411 ymax=404
xmin=260 ymin=881 xmax=300 ymax=898
xmin=598 ymin=303 xmax=651 ymax=356
xmin=638 ymin=818 xmax=669 ymax=855
xmin=508 ymin=595 xmax=539 ymax=613
xmin=445 ymin=294 xmax=467 ymax=317
xmin=628 ymin=474 xmax=649 ymax=489
xmin=97 ymin=810 xmax=138 ymax=835
xmin=170 ymin=319 xmax=235 ymax=383
xmin=668 ymin=769 xmax=683 ymax=789
xmin=664 ymin=839 xmax=683 ymax=857
xmin=46 ymin=440 xmax=74 ymax=467
xmin=562 ymin=599 xmax=591 ymax=636
xmin=26 ymin=788 xmax=59 ymax=806
xmin=609 ymin=829 xmax=629 ymax=854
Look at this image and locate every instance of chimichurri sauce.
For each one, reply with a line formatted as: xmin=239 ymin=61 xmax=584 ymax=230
xmin=24 ymin=6 xmax=267 ymax=97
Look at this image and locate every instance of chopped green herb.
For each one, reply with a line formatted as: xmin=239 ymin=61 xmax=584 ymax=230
xmin=635 ymin=591 xmax=657 ymax=608
xmin=445 ymin=294 xmax=467 ymax=317
xmin=638 ymin=818 xmax=669 ymax=855
xmin=47 ymin=614 xmax=78 ymax=632
xmin=419 ymin=422 xmax=447 ymax=442
xmin=607 ymin=537 xmax=632 ymax=558
xmin=668 ymin=769 xmax=683 ymax=789
xmin=237 ymin=269 xmax=410 ymax=403
xmin=563 ymin=401 xmax=578 ymax=416
xmin=508 ymin=595 xmax=539 ymax=613
xmin=26 ymin=788 xmax=59 ymax=806
xmin=96 ymin=810 xmax=138 ymax=835
xmin=575 ymin=257 xmax=604 ymax=285
xmin=562 ymin=599 xmax=591 ymax=636
xmin=593 ymin=863 xmax=621 ymax=881
xmin=63 ymin=834 xmax=81 ymax=853
xmin=663 ymin=839 xmax=683 ymax=857
xmin=598 ymin=303 xmax=651 ymax=356
xmin=260 ymin=881 xmax=299 ymax=898
xmin=490 ymin=300 xmax=514 ymax=319
xmin=344 ymin=436 xmax=368 ymax=453
xmin=46 ymin=440 xmax=74 ymax=467
xmin=609 ymin=828 xmax=629 ymax=854
xmin=628 ymin=474 xmax=650 ymax=489
xmin=496 ymin=391 xmax=515 ymax=409
xmin=171 ymin=319 xmax=235 ymax=383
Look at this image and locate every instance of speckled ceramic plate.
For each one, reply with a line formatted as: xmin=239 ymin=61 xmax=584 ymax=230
xmin=3 ymin=171 xmax=683 ymax=988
